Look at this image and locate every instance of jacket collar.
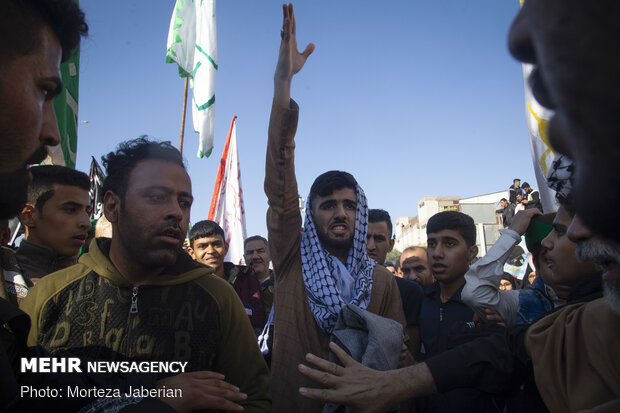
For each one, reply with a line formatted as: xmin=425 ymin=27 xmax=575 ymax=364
xmin=425 ymin=280 xmax=466 ymax=303
xmin=79 ymin=237 xmax=214 ymax=286
xmin=16 ymin=240 xmax=76 ymax=276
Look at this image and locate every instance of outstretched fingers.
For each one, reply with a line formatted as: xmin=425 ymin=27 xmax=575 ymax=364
xmin=328 ymin=342 xmax=357 ymax=367
xmin=299 ymin=386 xmax=345 ymax=404
xmin=289 ymin=3 xmax=296 ymax=35
xmin=298 ymin=362 xmax=339 ymax=388
xmin=301 ymin=43 xmax=315 ymax=59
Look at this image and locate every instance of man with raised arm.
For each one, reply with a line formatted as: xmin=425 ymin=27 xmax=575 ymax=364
xmin=265 ymin=4 xmax=407 ymax=411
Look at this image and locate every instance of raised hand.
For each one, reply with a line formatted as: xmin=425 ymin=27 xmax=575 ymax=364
xmin=274 ymin=3 xmax=315 ymax=106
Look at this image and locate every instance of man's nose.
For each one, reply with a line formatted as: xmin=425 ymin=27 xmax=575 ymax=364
xmin=41 ymin=102 xmax=61 ymax=147
xmin=78 ymin=211 xmax=91 ymax=230
xmin=334 ymin=203 xmax=347 ymax=218
xmin=366 ymin=237 xmax=375 ymax=250
xmin=507 ymin=6 xmax=536 ymax=64
xmin=432 ymin=244 xmax=444 ymax=258
xmin=166 ymin=200 xmax=184 ymax=222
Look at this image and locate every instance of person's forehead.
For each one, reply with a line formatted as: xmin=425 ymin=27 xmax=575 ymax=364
xmin=48 ymin=184 xmax=90 ymax=204
xmin=24 ymin=25 xmax=62 ymax=78
xmin=245 ymin=239 xmax=267 ymax=251
xmin=368 ymin=221 xmax=390 ymax=237
xmin=315 ymin=187 xmax=356 ymax=203
xmin=427 ymin=229 xmax=466 ymax=242
xmin=195 ymin=235 xmax=224 ymax=245
xmin=127 ymin=159 xmax=191 ymax=192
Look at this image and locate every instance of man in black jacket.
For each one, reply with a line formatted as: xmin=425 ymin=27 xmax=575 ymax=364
xmin=521 ymin=183 xmax=542 ymax=212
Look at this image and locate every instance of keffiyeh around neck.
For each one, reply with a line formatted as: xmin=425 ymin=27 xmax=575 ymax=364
xmin=301 ymin=184 xmax=375 ymax=334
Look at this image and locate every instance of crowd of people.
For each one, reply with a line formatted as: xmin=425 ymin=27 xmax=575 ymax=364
xmin=0 ymin=1 xmax=618 ymax=412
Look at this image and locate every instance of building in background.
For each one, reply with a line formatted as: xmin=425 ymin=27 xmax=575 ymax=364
xmin=395 ymin=191 xmax=508 ymax=257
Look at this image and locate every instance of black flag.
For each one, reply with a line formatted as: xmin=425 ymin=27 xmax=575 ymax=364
xmin=88 ymin=157 xmax=106 ymax=220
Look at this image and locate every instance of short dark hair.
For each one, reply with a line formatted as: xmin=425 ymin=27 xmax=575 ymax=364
xmin=189 ymin=220 xmax=225 ymax=248
xmin=0 ymin=0 xmax=88 ymax=64
xmin=426 ymin=211 xmax=476 ymax=247
xmin=500 ymin=198 xmax=508 ymax=203
xmin=513 ymin=178 xmax=520 ymax=183
xmin=309 ymin=170 xmax=358 ymax=209
xmin=244 ymin=235 xmax=268 ymax=250
xmin=368 ymin=209 xmax=393 ymax=237
xmin=555 ymin=193 xmax=576 ymax=216
xmin=522 ymin=182 xmax=531 ymax=189
xmin=101 ymin=137 xmax=185 ymax=202
xmin=27 ymin=165 xmax=90 ymax=212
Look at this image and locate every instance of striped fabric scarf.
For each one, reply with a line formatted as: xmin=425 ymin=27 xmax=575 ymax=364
xmin=300 ymin=184 xmax=375 ymax=334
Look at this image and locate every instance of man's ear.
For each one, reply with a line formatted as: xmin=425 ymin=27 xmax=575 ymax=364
xmin=18 ymin=204 xmax=38 ymax=228
xmin=187 ymin=246 xmax=195 ymax=260
xmin=224 ymin=242 xmax=229 ymax=256
xmin=468 ymin=245 xmax=479 ymax=263
xmin=103 ymin=191 xmax=120 ymax=224
xmin=388 ymin=238 xmax=395 ymax=252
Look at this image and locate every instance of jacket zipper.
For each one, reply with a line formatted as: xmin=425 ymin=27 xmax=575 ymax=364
xmin=123 ymin=286 xmax=139 ymax=355
xmin=130 ymin=286 xmax=139 ymax=314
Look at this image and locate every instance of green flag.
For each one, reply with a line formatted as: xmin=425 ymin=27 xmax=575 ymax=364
xmin=47 ymin=0 xmax=81 ymax=168
xmin=166 ymin=0 xmax=218 ymax=159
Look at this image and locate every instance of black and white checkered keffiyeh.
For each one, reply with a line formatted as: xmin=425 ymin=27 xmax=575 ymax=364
xmin=301 ymin=184 xmax=374 ymax=334
xmin=546 ymin=154 xmax=574 ymax=199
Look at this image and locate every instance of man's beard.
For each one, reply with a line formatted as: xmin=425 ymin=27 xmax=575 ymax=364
xmin=116 ymin=210 xmax=183 ymax=270
xmin=577 ymin=237 xmax=620 ymax=315
xmin=315 ymin=225 xmax=353 ymax=254
xmin=0 ymin=146 xmax=49 ymax=219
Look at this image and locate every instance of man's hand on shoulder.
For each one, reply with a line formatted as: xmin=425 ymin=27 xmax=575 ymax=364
xmin=157 ymin=371 xmax=247 ymax=412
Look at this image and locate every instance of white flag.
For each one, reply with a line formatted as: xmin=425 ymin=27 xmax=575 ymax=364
xmin=208 ymin=116 xmax=247 ymax=264
xmin=518 ymin=0 xmax=557 ymax=213
xmin=166 ymin=0 xmax=217 ymax=158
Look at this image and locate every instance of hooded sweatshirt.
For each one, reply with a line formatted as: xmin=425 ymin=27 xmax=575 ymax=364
xmin=21 ymin=238 xmax=270 ymax=412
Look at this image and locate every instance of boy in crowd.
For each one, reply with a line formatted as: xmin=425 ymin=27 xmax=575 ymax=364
xmin=188 ymin=220 xmax=271 ymax=335
xmin=419 ymin=210 xmax=501 ymax=412
xmin=16 ymin=165 xmax=91 ymax=282
xmin=187 ymin=219 xmax=229 ymax=278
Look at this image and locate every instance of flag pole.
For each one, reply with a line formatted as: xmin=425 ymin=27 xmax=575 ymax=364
xmin=179 ymin=77 xmax=190 ymax=154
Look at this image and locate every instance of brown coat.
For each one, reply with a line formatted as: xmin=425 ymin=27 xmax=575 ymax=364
xmin=266 ymin=99 xmax=406 ymax=412
xmin=526 ymin=298 xmax=620 ymax=413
